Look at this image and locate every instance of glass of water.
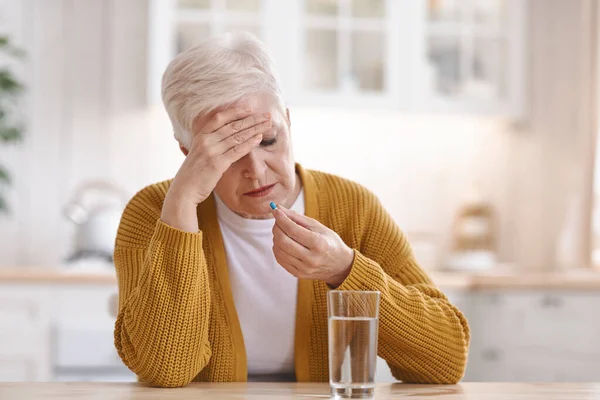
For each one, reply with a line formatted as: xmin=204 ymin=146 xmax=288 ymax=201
xmin=328 ymin=290 xmax=380 ymax=399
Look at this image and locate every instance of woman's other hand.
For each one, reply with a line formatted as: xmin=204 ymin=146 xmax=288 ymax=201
xmin=271 ymin=204 xmax=355 ymax=287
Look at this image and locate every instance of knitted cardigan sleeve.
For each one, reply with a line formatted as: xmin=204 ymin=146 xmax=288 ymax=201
xmin=113 ymin=185 xmax=211 ymax=388
xmin=338 ymin=189 xmax=470 ymax=384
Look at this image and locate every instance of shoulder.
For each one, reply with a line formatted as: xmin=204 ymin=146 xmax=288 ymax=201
xmin=304 ymin=169 xmax=384 ymax=242
xmin=115 ymin=179 xmax=173 ymax=248
xmin=306 ymin=170 xmax=409 ymax=259
xmin=306 ymin=169 xmax=380 ymax=211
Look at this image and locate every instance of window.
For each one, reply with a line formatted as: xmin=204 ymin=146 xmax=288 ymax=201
xmin=176 ymin=0 xmax=264 ymax=53
xmin=302 ymin=0 xmax=387 ymax=94
xmin=425 ymin=0 xmax=507 ymax=101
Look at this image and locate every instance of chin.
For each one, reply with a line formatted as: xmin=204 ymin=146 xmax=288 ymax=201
xmin=236 ymin=203 xmax=274 ymax=219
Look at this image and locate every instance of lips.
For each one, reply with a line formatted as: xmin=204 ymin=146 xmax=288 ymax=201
xmin=244 ymin=183 xmax=276 ymax=196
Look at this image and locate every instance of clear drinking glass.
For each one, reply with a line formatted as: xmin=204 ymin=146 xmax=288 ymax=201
xmin=328 ymin=290 xmax=380 ymax=399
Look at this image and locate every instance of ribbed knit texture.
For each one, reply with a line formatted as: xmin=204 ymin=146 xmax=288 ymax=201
xmin=113 ymin=165 xmax=470 ymax=388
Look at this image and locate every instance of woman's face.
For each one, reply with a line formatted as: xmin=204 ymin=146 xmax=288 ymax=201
xmin=193 ymin=93 xmax=298 ymax=219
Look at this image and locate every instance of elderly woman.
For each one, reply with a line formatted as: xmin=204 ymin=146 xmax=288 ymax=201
xmin=113 ymin=32 xmax=470 ymax=388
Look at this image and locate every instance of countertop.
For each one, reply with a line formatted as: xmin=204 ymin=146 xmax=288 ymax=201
xmin=3 ymin=267 xmax=600 ymax=290
xmin=429 ymin=270 xmax=600 ymax=290
xmin=0 ymin=268 xmax=117 ymax=284
xmin=1 ymin=382 xmax=600 ymax=399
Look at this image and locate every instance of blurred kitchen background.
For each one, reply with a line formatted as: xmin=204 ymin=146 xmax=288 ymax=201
xmin=1 ymin=0 xmax=600 ymax=384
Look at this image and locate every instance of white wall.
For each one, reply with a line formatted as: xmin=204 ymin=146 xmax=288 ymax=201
xmin=507 ymin=0 xmax=597 ymax=271
xmin=0 ymin=0 xmax=152 ymax=266
xmin=291 ymin=109 xmax=512 ymax=268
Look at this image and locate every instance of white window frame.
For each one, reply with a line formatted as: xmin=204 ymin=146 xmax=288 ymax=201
xmin=290 ymin=0 xmax=401 ymax=110
xmin=410 ymin=0 xmax=526 ymax=117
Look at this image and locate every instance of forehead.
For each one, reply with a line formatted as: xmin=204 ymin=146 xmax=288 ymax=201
xmin=195 ymin=93 xmax=284 ymax=130
xmin=238 ymin=93 xmax=278 ymax=112
xmin=213 ymin=93 xmax=280 ymax=116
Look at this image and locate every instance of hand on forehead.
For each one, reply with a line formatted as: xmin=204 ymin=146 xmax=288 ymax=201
xmin=194 ymin=93 xmax=281 ymax=133
xmin=237 ymin=94 xmax=272 ymax=114
xmin=233 ymin=94 xmax=284 ymax=126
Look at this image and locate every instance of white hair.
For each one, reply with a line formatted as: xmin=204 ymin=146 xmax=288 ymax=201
xmin=161 ymin=32 xmax=285 ymax=149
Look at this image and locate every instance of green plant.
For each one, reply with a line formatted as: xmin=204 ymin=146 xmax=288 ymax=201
xmin=0 ymin=36 xmax=25 ymax=213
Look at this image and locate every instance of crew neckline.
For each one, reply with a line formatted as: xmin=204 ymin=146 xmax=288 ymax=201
xmin=214 ymin=187 xmax=305 ymax=234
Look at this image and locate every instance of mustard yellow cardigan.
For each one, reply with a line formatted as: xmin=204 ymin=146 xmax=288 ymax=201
xmin=113 ymin=164 xmax=470 ymax=388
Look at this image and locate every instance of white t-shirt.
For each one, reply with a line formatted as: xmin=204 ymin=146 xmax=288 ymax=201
xmin=214 ymin=190 xmax=304 ymax=381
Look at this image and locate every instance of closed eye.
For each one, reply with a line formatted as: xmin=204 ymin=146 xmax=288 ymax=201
xmin=260 ymin=137 xmax=277 ymax=147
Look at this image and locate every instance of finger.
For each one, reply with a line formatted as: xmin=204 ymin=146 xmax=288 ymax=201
xmin=219 ymin=133 xmax=263 ymax=166
xmin=213 ymin=112 xmax=272 ymax=143
xmin=272 ymin=207 xmax=319 ymax=249
xmin=273 ymin=246 xmax=302 ymax=277
xmin=273 ymin=224 xmax=311 ymax=261
xmin=217 ymin=119 xmax=272 ymax=155
xmin=202 ymin=105 xmax=253 ymax=133
xmin=277 ymin=205 xmax=320 ymax=231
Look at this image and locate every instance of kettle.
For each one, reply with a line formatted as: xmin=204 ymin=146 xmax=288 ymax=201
xmin=64 ymin=181 xmax=128 ymax=263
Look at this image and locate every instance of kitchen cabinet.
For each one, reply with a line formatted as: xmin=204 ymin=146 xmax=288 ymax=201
xmin=0 ymin=279 xmax=134 ymax=382
xmin=465 ymin=290 xmax=600 ymax=382
xmin=0 ymin=286 xmax=52 ymax=382
xmin=377 ymin=282 xmax=600 ymax=383
xmin=52 ymin=285 xmax=134 ymax=382
xmin=147 ymin=0 xmax=525 ymax=116
xmin=415 ymin=0 xmax=525 ymax=115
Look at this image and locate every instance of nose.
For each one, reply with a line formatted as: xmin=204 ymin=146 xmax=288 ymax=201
xmin=240 ymin=149 xmax=267 ymax=181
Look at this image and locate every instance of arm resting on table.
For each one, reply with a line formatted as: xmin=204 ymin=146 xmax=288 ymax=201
xmin=114 ymin=220 xmax=212 ymax=388
xmin=338 ymin=193 xmax=470 ymax=384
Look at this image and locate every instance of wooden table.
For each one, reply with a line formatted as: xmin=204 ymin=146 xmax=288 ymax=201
xmin=2 ymin=382 xmax=600 ymax=399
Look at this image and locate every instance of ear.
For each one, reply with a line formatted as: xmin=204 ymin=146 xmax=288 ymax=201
xmin=286 ymin=108 xmax=291 ymax=127
xmin=180 ymin=145 xmax=189 ymax=156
